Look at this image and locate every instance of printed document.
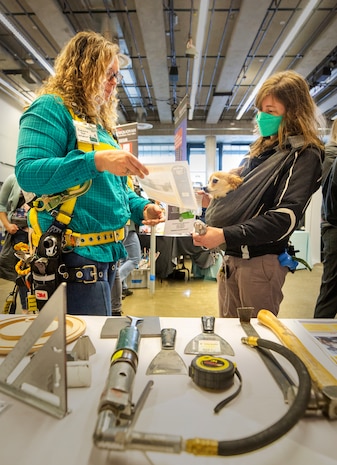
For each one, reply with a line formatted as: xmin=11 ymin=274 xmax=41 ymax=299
xmin=139 ymin=161 xmax=198 ymax=211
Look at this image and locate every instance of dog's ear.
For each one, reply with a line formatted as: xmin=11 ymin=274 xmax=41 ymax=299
xmin=228 ymin=174 xmax=243 ymax=189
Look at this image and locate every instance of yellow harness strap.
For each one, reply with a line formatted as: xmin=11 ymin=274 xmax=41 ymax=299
xmin=30 ymin=106 xmax=123 ymax=248
xmin=29 ymin=207 xmax=42 ymax=248
xmin=30 ymin=183 xmax=82 ymax=247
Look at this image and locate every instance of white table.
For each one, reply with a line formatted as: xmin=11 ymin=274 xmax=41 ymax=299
xmin=0 ymin=315 xmax=336 ymax=465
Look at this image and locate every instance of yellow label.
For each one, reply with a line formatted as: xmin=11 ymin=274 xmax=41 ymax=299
xmin=196 ymin=355 xmax=230 ymax=372
xmin=111 ymin=349 xmax=123 ymax=363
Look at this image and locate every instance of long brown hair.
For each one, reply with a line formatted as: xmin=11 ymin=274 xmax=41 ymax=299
xmin=37 ymin=31 xmax=120 ymax=133
xmin=250 ymin=70 xmax=324 ymax=157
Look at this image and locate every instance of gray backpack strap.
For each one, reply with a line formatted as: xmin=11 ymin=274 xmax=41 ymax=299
xmin=205 ymin=139 xmax=303 ymax=228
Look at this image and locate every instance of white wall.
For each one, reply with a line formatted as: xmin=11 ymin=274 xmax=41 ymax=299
xmin=0 ymin=92 xmax=25 ymax=183
xmin=305 ymin=187 xmax=323 ymax=266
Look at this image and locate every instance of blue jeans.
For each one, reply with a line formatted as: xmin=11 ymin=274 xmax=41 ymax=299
xmin=119 ymin=231 xmax=141 ymax=289
xmin=62 ymin=252 xmax=117 ymax=316
xmin=111 ymin=267 xmax=122 ymax=313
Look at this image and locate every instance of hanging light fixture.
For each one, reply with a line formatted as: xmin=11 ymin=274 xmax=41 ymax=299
xmin=185 ymin=38 xmax=198 ymax=58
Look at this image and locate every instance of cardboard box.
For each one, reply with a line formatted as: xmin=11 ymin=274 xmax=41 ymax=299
xmin=126 ymin=269 xmax=150 ymax=289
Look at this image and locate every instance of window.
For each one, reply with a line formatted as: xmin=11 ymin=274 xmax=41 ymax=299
xmin=220 ymin=144 xmax=249 ymax=171
xmin=138 ymin=143 xmax=175 ymax=164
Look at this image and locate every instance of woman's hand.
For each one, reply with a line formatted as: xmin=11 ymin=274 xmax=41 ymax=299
xmin=94 ymin=149 xmax=149 ymax=178
xmin=192 ymin=226 xmax=225 ymax=249
xmin=142 ymin=203 xmax=165 ymax=226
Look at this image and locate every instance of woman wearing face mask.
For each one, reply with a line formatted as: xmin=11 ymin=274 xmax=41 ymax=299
xmin=15 ymin=31 xmax=164 ymax=315
xmin=192 ymin=70 xmax=324 ymax=317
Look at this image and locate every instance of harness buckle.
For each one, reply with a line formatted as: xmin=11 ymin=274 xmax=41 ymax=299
xmin=82 ymin=265 xmax=98 ymax=283
xmin=112 ymin=229 xmax=122 ymax=242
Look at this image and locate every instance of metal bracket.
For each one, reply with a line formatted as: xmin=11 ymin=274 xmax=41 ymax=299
xmin=0 ymin=283 xmax=69 ymax=418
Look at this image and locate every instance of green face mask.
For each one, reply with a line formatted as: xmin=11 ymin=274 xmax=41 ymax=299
xmin=256 ymin=111 xmax=283 ymax=137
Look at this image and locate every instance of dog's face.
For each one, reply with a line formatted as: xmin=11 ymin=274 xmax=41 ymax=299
xmin=206 ymin=171 xmax=243 ymax=199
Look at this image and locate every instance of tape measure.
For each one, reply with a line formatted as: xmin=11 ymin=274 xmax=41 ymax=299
xmin=189 ymin=355 xmax=235 ymax=390
xmin=189 ymin=355 xmax=242 ymax=413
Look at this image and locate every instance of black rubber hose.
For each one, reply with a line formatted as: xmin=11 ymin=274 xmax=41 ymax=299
xmin=217 ymin=338 xmax=311 ymax=456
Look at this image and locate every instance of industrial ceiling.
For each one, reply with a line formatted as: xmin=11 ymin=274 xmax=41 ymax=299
xmin=0 ymin=0 xmax=336 ymax=142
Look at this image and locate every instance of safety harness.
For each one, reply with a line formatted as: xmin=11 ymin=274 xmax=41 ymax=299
xmin=25 ymin=106 xmax=125 ymax=312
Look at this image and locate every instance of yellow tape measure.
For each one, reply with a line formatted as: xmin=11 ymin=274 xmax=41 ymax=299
xmin=189 ymin=355 xmax=236 ymax=390
xmin=189 ymin=355 xmax=242 ymax=413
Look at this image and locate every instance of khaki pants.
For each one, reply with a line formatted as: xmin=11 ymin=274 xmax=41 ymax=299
xmin=218 ymin=254 xmax=288 ymax=318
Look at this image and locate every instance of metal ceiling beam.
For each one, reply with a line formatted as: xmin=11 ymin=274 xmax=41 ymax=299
xmin=135 ymin=0 xmax=172 ymax=123
xmin=137 ymin=119 xmax=255 ymax=137
xmin=188 ymin=0 xmax=210 ymax=121
xmin=293 ymin=14 xmax=337 ymax=78
xmin=25 ymin=0 xmax=74 ymax=49
xmin=318 ymin=92 xmax=337 ymax=115
xmin=206 ymin=0 xmax=270 ymax=124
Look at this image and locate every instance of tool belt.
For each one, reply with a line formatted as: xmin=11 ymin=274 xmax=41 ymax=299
xmin=31 ymin=227 xmax=124 ymax=248
xmin=58 ymin=263 xmax=107 ymax=283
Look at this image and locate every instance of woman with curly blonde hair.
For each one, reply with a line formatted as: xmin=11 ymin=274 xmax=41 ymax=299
xmin=16 ymin=31 xmax=164 ymax=315
xmin=193 ymin=70 xmax=325 ymax=318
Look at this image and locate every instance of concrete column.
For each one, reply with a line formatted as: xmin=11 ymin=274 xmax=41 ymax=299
xmin=205 ymin=135 xmax=217 ymax=181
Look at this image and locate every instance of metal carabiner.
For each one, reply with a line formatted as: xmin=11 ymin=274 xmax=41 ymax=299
xmin=33 ymin=180 xmax=92 ymax=212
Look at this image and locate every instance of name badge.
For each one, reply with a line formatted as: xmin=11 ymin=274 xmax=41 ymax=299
xmin=73 ymin=120 xmax=99 ymax=145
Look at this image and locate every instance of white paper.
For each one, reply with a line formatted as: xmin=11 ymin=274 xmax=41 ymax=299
xmin=297 ymin=319 xmax=337 ymax=365
xmin=138 ymin=161 xmax=198 ymax=211
xmin=163 ymin=205 xmax=195 ymax=236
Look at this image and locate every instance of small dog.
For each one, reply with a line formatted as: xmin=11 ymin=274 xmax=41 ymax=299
xmin=205 ymin=170 xmax=243 ymax=199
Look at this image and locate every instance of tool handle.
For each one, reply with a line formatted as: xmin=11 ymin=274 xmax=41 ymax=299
xmin=161 ymin=328 xmax=176 ymax=349
xmin=115 ymin=325 xmax=141 ymax=354
xmin=257 ymin=309 xmax=337 ymax=390
xmin=202 ymin=316 xmax=215 ymax=333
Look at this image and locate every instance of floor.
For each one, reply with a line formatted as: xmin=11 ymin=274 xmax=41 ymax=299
xmin=0 ymin=262 xmax=325 ymax=319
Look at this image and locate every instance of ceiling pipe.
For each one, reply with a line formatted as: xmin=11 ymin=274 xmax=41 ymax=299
xmin=236 ymin=0 xmax=321 ymax=120
xmin=0 ymin=12 xmax=55 ymax=75
xmin=0 ymin=76 xmax=34 ymax=105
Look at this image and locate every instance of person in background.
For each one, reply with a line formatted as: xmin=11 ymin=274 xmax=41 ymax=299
xmin=111 ymin=268 xmax=123 ymax=316
xmin=119 ymin=177 xmax=142 ymax=298
xmin=110 ymin=177 xmax=142 ymax=313
xmin=0 ymin=173 xmax=30 ymax=312
xmin=15 ymin=31 xmax=164 ymax=316
xmin=119 ymin=219 xmax=142 ymax=298
xmin=192 ymin=70 xmax=324 ymax=318
xmin=314 ymin=119 xmax=337 ymax=318
xmin=110 ymin=222 xmax=142 ymax=314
